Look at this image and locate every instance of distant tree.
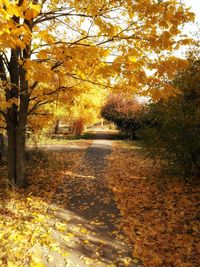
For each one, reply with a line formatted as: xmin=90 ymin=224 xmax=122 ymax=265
xmin=101 ymin=94 xmax=142 ymax=139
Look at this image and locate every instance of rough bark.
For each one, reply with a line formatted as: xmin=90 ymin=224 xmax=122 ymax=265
xmin=6 ymin=106 xmax=28 ymax=186
xmin=15 ymin=67 xmax=29 ymax=186
xmin=16 ymin=128 xmax=26 ymax=186
xmin=7 ymin=126 xmax=16 ymax=182
xmin=0 ymin=133 xmax=4 ymax=163
xmin=0 ymin=3 xmax=37 ymax=187
xmin=5 ymin=48 xmax=29 ymax=186
xmin=6 ymin=47 xmax=20 ymax=183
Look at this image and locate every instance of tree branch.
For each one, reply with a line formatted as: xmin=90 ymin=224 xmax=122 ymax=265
xmin=33 ymin=10 xmax=92 ymax=25
xmin=28 ymin=100 xmax=53 ymax=115
xmin=68 ymin=74 xmax=113 ymax=88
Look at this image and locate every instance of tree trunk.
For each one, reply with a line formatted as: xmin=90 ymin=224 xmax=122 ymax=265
xmin=7 ymin=126 xmax=17 ymax=183
xmin=14 ymin=57 xmax=29 ymax=187
xmin=7 ymin=121 xmax=27 ymax=186
xmin=54 ymin=119 xmax=60 ymax=134
xmin=16 ymin=127 xmax=26 ymax=187
xmin=0 ymin=133 xmax=4 ymax=163
xmin=2 ymin=9 xmax=31 ymax=187
xmin=6 ymin=94 xmax=28 ymax=186
xmin=15 ymin=91 xmax=28 ymax=187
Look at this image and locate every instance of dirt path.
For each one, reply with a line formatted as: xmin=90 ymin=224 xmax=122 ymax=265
xmin=43 ymin=139 xmax=141 ymax=267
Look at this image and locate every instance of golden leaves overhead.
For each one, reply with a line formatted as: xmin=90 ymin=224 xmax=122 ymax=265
xmin=0 ymin=0 xmax=196 ymax=131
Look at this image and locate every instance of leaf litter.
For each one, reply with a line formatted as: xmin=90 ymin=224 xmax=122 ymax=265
xmin=1 ymin=139 xmax=198 ymax=266
xmin=105 ymin=141 xmax=200 ymax=267
xmin=0 ymin=144 xmax=89 ymax=266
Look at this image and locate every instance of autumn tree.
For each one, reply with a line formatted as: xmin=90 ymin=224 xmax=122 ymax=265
xmin=69 ymin=85 xmax=106 ymax=134
xmin=0 ymin=0 xmax=195 ymax=186
xmin=28 ymin=83 xmax=105 ymax=138
xmin=101 ymin=94 xmax=142 ymax=139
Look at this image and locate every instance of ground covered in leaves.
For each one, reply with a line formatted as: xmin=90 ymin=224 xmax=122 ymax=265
xmin=0 ymin=141 xmax=91 ymax=266
xmin=105 ymin=142 xmax=200 ymax=267
xmin=0 ymin=139 xmax=199 ymax=267
xmin=46 ymin=139 xmax=138 ymax=267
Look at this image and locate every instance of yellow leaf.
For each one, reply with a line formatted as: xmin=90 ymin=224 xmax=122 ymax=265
xmin=38 ymin=30 xmax=48 ymax=39
xmin=7 ymin=261 xmax=16 ymax=267
xmin=30 ymin=3 xmax=41 ymax=13
xmin=37 ymin=50 xmax=48 ymax=59
xmin=25 ymin=9 xmax=35 ymax=21
xmin=38 ymin=30 xmax=55 ymax=44
xmin=30 ymin=263 xmax=45 ymax=267
xmin=129 ymin=56 xmax=137 ymax=63
xmin=66 ymin=232 xmax=74 ymax=237
xmin=30 ymin=255 xmax=45 ymax=267
xmin=80 ymin=228 xmax=87 ymax=234
xmin=55 ymin=222 xmax=66 ymax=232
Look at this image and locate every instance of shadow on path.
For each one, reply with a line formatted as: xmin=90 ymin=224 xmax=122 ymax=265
xmin=45 ymin=136 xmax=142 ymax=266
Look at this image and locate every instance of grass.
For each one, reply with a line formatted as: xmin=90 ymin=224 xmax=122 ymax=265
xmin=116 ymin=140 xmax=142 ymax=150
xmin=26 ymin=134 xmax=93 ymax=147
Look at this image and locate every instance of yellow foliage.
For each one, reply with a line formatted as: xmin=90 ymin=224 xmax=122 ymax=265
xmin=0 ymin=0 xmax=196 ymax=144
xmin=37 ymin=50 xmax=48 ymax=59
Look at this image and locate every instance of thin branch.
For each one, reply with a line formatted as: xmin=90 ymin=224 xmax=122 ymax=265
xmin=33 ymin=11 xmax=92 ymax=25
xmin=29 ymin=112 xmax=52 ymax=116
xmin=96 ymin=18 xmax=143 ymax=46
xmin=28 ymin=100 xmax=53 ymax=115
xmin=68 ymin=35 xmax=90 ymax=47
xmin=39 ymin=40 xmax=92 ymax=48
xmin=42 ymin=84 xmax=79 ymax=96
xmin=68 ymin=74 xmax=113 ymax=88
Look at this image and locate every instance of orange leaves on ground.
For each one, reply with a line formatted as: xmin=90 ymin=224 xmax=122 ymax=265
xmin=105 ymin=142 xmax=200 ymax=267
xmin=0 ymin=144 xmax=90 ymax=266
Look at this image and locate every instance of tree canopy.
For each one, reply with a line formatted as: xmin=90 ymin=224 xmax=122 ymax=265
xmin=0 ymin=0 xmax=195 ymax=185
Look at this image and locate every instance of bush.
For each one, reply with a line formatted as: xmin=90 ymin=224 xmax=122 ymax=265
xmin=137 ymin=58 xmax=200 ymax=178
xmin=80 ymin=132 xmax=95 ymax=139
xmin=101 ymin=94 xmax=142 ymax=139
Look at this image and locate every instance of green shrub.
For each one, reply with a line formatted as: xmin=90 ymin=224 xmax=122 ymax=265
xmin=137 ymin=58 xmax=200 ymax=178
